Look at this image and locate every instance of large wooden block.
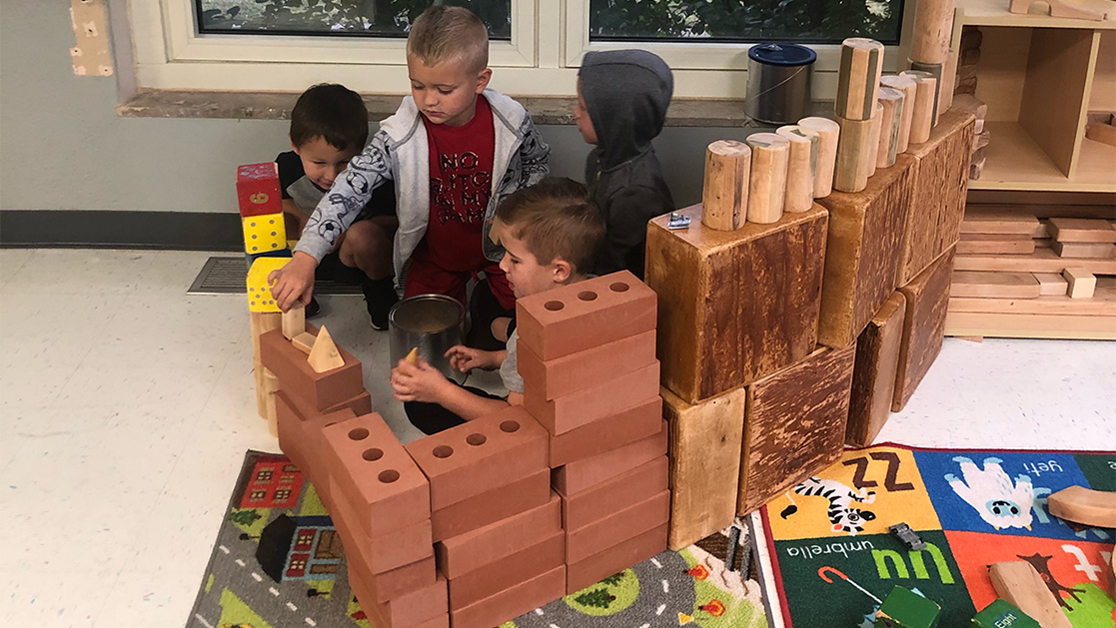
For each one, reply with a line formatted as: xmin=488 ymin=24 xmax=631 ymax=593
xmin=1050 ymin=216 xmax=1116 ymax=243
xmin=960 ymin=207 xmax=1039 ymax=235
xmin=737 ymin=345 xmax=856 ymax=515
xmin=898 ymin=108 xmax=975 ymax=284
xmin=951 ymin=271 xmax=1040 ymax=298
xmin=893 ymin=247 xmax=955 ymax=411
xmin=817 ymin=153 xmax=916 ymax=349
xmin=846 ymin=292 xmax=906 ymax=447
xmin=957 ymin=233 xmax=1036 ymax=255
xmin=661 ymin=386 xmax=746 ymax=550
xmin=646 ymin=204 xmax=827 ymax=403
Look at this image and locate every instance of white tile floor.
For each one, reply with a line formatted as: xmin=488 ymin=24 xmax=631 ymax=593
xmin=0 ymin=248 xmax=1113 ymax=627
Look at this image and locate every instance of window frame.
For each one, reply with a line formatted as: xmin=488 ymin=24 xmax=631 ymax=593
xmin=125 ymin=0 xmax=917 ymax=100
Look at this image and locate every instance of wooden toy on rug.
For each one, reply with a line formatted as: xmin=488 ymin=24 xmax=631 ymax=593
xmin=988 ymin=561 xmax=1073 ymax=628
xmin=1046 ymin=485 xmax=1116 ymax=528
xmin=970 ymin=599 xmax=1041 ymax=628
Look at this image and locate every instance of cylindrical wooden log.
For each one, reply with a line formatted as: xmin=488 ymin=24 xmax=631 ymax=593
xmin=836 ymin=38 xmax=885 ymax=121
xmin=744 ymin=133 xmax=790 ymax=224
xmin=701 ymin=140 xmax=751 ymax=231
xmin=798 ymin=117 xmax=840 ymax=199
xmin=909 ymin=60 xmax=944 ymax=125
xmin=834 ymin=114 xmax=875 ymax=193
xmin=263 ymin=367 xmax=280 ymax=435
xmin=866 ymin=102 xmax=883 ymax=178
xmin=901 ymin=70 xmax=937 ymax=144
xmin=876 ymin=87 xmax=905 ymax=169
xmin=775 ymin=125 xmax=819 ymax=213
xmin=910 ymin=0 xmax=955 ymax=66
xmin=250 ymin=311 xmax=281 ymax=419
xmin=880 ymin=75 xmax=917 ymax=154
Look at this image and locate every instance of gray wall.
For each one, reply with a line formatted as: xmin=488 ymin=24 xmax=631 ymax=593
xmin=0 ymin=1 xmax=757 ymax=216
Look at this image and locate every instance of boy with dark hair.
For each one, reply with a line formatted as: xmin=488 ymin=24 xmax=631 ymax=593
xmin=574 ymin=50 xmax=675 ymax=279
xmin=269 ymin=7 xmax=550 ymax=345
xmin=390 ymin=177 xmax=605 ymax=435
xmin=277 ymin=83 xmax=398 ymax=326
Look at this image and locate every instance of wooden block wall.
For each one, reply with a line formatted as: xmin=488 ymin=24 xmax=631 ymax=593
xmin=846 ymin=292 xmax=906 ymax=446
xmin=894 ymin=247 xmax=956 ymax=411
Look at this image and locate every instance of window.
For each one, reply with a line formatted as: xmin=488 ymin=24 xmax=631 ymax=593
xmin=249 ymin=489 xmax=266 ymax=501
xmin=125 ymin=0 xmax=913 ymax=99
xmin=255 ymin=468 xmax=273 ymax=482
xmin=274 ymin=488 xmax=293 ymax=501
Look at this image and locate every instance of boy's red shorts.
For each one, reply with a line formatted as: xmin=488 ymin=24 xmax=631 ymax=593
xmin=403 ymin=258 xmax=516 ymax=312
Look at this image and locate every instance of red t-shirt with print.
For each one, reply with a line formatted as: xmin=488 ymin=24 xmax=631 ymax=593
xmin=416 ymin=95 xmax=495 ymax=272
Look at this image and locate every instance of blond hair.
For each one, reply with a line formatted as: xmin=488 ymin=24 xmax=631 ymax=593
xmin=407 ymin=6 xmax=489 ymax=73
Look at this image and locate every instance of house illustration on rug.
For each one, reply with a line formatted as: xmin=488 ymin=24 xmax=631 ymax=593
xmin=240 ymin=455 xmax=304 ymax=510
xmin=257 ymin=513 xmax=343 ymax=583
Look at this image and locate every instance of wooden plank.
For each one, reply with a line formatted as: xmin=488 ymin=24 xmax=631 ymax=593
xmin=1033 ymin=272 xmax=1068 ymax=295
xmin=899 ymin=109 xmax=976 ymax=284
xmin=1034 ymin=237 xmax=1051 ymax=248
xmin=957 ymin=233 xmax=1036 ymax=255
xmin=950 ymin=271 xmax=1040 ymax=298
xmin=817 ymin=154 xmax=916 ymax=349
xmin=847 ymin=292 xmax=906 ymax=447
xmin=948 ymin=278 xmax=1116 ymax=314
xmin=738 ymin=345 xmax=856 ymax=515
xmin=1046 ymin=486 xmax=1116 ymax=528
xmin=661 ymin=387 xmax=747 ymax=550
xmin=989 ymin=562 xmax=1074 ymax=628
xmin=1053 ymin=241 xmax=1116 ymax=259
xmin=646 ymin=204 xmax=827 ymax=404
xmin=894 ymin=247 xmax=955 ymax=411
xmin=1018 ymin=28 xmax=1097 ymax=178
xmin=960 ymin=206 xmax=1040 ymax=235
xmin=1049 ymin=217 xmax=1116 ymax=243
xmin=953 ymin=247 xmax=1116 ymax=275
xmin=944 ymin=310 xmax=1116 ymax=339
xmin=966 ymin=190 xmax=1116 ymax=210
xmin=1064 ymin=267 xmax=1097 ymax=298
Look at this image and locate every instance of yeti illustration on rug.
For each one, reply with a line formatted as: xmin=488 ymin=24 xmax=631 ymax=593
xmin=945 ymin=456 xmax=1035 ymax=531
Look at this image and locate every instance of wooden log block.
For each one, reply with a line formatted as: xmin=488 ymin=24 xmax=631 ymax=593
xmin=910 ymin=0 xmax=954 ymax=66
xmin=898 ymin=108 xmax=976 ymax=284
xmin=1049 ymin=217 xmax=1116 ymax=243
xmin=940 ymin=47 xmax=957 ymax=112
xmin=250 ymin=311 xmax=281 ymax=419
xmin=947 ymin=277 xmax=1116 ymax=314
xmin=847 ymin=292 xmax=906 ymax=447
xmin=1064 ymin=267 xmax=1096 ymax=298
xmin=737 ymin=344 xmax=856 ymax=515
xmin=958 ymin=233 xmax=1036 ymax=255
xmin=661 ymin=386 xmax=746 ymax=550
xmin=836 ymin=38 xmax=885 ymax=121
xmin=876 ymin=87 xmax=905 ymax=168
xmin=834 ymin=113 xmax=876 ymax=193
xmin=989 ymin=562 xmax=1074 ymax=628
xmin=909 ymin=60 xmax=944 ymax=124
xmin=745 ymin=133 xmax=790 ymax=224
xmin=799 ymin=116 xmax=840 ymax=198
xmin=1046 ymin=485 xmax=1116 ymax=528
xmin=776 ymin=125 xmax=820 ymax=213
xmin=880 ymin=74 xmax=918 ymax=154
xmin=894 ymin=247 xmax=955 ymax=412
xmin=901 ymin=70 xmax=938 ymax=144
xmin=866 ymin=102 xmax=884 ymax=178
xmin=961 ymin=207 xmax=1039 ymax=235
xmin=646 ymin=204 xmax=827 ymax=403
xmin=816 ymin=154 xmax=916 ymax=349
xmin=950 ymin=271 xmax=1040 ymax=298
xmin=701 ymin=140 xmax=751 ymax=231
xmin=282 ymin=302 xmax=305 ymax=340
xmin=1053 ymin=241 xmax=1116 ymax=259
xmin=1033 ymin=272 xmax=1068 ymax=296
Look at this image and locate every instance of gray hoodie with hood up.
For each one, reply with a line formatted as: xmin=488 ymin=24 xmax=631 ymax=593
xmin=579 ymin=50 xmax=675 ymax=279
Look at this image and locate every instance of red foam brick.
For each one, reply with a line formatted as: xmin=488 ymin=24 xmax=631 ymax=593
xmin=449 ymin=565 xmax=566 ymax=628
xmin=560 ymin=456 xmax=668 ymax=531
xmin=435 ymin=493 xmax=561 ymax=579
xmin=405 ymin=405 xmax=548 ymax=511
xmin=525 ymin=362 xmax=660 ymax=435
xmin=447 ymin=529 xmax=564 ymax=610
xmin=516 ymin=271 xmax=657 ymax=362
xmin=260 ymin=324 xmax=365 ymax=410
xmin=432 ymin=468 xmax=551 ymax=543
xmin=517 ymin=329 xmax=657 ymax=400
xmin=566 ymin=490 xmax=670 ymax=563
xmin=322 ymin=413 xmax=429 ymax=537
xmin=284 ymin=386 xmax=372 ymax=427
xmin=275 ymin=391 xmax=356 ymax=505
xmin=548 ymin=397 xmax=663 ymax=467
xmin=329 ymin=477 xmax=433 ymax=574
xmin=349 ymin=564 xmax=447 ymax=628
xmin=566 ymin=523 xmax=668 ymax=595
xmin=552 ymin=420 xmax=667 ymax=494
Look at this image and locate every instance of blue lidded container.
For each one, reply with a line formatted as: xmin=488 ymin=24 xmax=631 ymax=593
xmin=745 ymin=43 xmax=817 ymax=125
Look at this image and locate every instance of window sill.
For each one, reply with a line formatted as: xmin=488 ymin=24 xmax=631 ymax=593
xmin=116 ymin=89 xmax=830 ymax=128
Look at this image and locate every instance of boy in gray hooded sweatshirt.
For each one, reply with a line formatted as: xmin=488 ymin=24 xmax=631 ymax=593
xmin=575 ymin=50 xmax=675 ymax=279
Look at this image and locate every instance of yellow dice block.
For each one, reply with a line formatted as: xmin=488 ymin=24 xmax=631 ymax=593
xmin=247 ymin=256 xmax=290 ymax=312
xmin=242 ymin=214 xmax=285 ymax=254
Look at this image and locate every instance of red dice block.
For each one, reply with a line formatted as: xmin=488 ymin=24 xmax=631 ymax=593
xmin=552 ymin=420 xmax=668 ymax=495
xmin=237 ymin=162 xmax=283 ymax=218
xmin=516 ymin=271 xmax=657 ymax=362
xmin=405 ymin=405 xmax=548 ymax=511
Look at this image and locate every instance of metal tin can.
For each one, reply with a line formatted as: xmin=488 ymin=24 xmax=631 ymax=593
xmin=388 ymin=293 xmax=465 ymax=379
xmin=745 ymin=43 xmax=816 ymax=125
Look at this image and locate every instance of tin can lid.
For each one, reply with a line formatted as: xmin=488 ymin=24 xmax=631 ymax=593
xmin=748 ymin=43 xmax=817 ymax=67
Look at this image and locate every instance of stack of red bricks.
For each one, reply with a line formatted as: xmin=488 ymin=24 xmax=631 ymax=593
xmin=516 ymin=270 xmax=670 ymax=594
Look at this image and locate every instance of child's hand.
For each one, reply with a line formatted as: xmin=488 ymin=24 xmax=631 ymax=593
xmin=269 ymin=252 xmax=317 ymax=312
xmin=391 ymin=356 xmax=451 ymax=403
xmin=445 ymin=345 xmax=497 ymax=374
